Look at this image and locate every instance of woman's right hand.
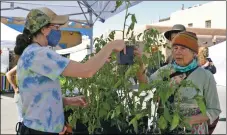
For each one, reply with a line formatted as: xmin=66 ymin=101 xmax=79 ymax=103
xmin=108 ymin=40 xmax=126 ymax=53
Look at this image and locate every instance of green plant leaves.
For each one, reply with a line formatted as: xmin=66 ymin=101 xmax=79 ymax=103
xmin=131 ymin=14 xmax=137 ymax=23
xmin=116 ymin=105 xmax=121 ymax=116
xmin=194 ymin=95 xmax=207 ymax=115
xmin=164 ymin=107 xmax=172 ymax=123
xmin=114 ymin=0 xmax=123 ymax=12
xmin=170 ymin=112 xmax=180 ymax=130
xmin=114 ymin=79 xmax=122 ymax=89
xmin=138 ymin=83 xmax=149 ymax=92
xmin=129 ymin=114 xmax=143 ymax=134
xmin=158 ymin=116 xmax=167 ymax=130
xmin=99 ymin=109 xmax=107 ymax=118
xmin=103 ymin=102 xmax=110 ymax=111
xmin=137 ymin=33 xmax=142 ymax=40
xmin=108 ymin=30 xmax=116 ymax=40
xmin=130 ymin=118 xmax=138 ymax=133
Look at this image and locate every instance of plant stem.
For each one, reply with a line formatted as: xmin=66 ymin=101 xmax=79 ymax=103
xmin=122 ymin=1 xmax=129 ymax=40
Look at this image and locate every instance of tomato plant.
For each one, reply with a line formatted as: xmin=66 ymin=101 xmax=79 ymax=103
xmin=61 ymin=1 xmax=206 ymax=134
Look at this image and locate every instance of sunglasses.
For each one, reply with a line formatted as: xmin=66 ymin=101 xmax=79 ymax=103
xmin=49 ymin=24 xmax=61 ymax=30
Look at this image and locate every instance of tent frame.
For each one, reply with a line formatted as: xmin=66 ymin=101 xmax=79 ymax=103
xmin=1 ymin=1 xmax=142 ymax=53
xmin=1 ymin=1 xmax=112 ymax=53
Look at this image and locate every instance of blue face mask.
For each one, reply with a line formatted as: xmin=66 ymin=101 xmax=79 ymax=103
xmin=47 ymin=29 xmax=61 ymax=47
xmin=172 ymin=59 xmax=198 ymax=72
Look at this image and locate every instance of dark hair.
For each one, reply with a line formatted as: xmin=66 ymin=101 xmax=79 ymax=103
xmin=14 ymin=23 xmax=50 ymax=55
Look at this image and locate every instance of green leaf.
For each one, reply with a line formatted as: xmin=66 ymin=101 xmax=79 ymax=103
xmin=59 ymin=76 xmax=66 ymax=85
xmin=194 ymin=95 xmax=207 ymax=115
xmin=164 ymin=107 xmax=172 ymax=122
xmin=137 ymin=33 xmax=142 ymax=40
xmin=100 ymin=34 xmax=103 ymax=39
xmin=111 ymin=111 xmax=115 ymax=119
xmin=103 ymin=102 xmax=110 ymax=110
xmin=131 ymin=14 xmax=137 ymax=23
xmin=114 ymin=0 xmax=123 ymax=11
xmin=130 ymin=31 xmax=134 ymax=40
xmin=129 ymin=117 xmax=138 ymax=134
xmin=125 ymin=66 xmax=133 ymax=77
xmin=115 ymin=105 xmax=121 ymax=116
xmin=114 ymin=79 xmax=122 ymax=89
xmin=126 ymin=23 xmax=135 ymax=36
xmin=109 ymin=30 xmax=116 ymax=40
xmin=158 ymin=116 xmax=167 ymax=130
xmin=99 ymin=109 xmax=107 ymax=118
xmin=107 ymin=111 xmax=112 ymax=119
xmin=159 ymin=91 xmax=167 ymax=104
xmin=138 ymin=83 xmax=149 ymax=93
xmin=170 ymin=112 xmax=180 ymax=130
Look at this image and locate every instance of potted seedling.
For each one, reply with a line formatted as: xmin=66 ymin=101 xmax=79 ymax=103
xmin=116 ymin=1 xmax=139 ymax=65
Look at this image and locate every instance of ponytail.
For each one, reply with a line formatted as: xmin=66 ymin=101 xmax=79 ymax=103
xmin=14 ymin=28 xmax=33 ymax=55
xmin=14 ymin=23 xmax=50 ymax=55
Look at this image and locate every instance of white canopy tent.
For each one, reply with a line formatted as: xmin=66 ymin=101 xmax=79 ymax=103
xmin=1 ymin=22 xmax=22 ymax=73
xmin=209 ymin=41 xmax=226 ymax=86
xmin=1 ymin=22 xmax=21 ymax=50
xmin=1 ymin=1 xmax=142 ymax=52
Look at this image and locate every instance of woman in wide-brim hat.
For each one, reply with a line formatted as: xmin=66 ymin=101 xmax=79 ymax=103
xmin=164 ymin=24 xmax=186 ymax=41
xmin=163 ymin=24 xmax=187 ymax=64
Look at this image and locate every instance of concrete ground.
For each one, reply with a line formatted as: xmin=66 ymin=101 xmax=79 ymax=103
xmin=1 ymin=85 xmax=226 ymax=134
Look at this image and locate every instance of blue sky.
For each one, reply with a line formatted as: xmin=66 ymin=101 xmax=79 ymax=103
xmin=93 ymin=1 xmax=210 ymax=37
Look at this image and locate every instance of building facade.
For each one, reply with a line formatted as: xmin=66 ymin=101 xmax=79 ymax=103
xmin=152 ymin=1 xmax=226 ymax=29
xmin=113 ymin=1 xmax=226 ymax=61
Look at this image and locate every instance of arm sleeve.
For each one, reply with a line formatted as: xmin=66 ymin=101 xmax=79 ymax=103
xmin=204 ymin=72 xmax=221 ymax=124
xmin=29 ymin=47 xmax=70 ymax=81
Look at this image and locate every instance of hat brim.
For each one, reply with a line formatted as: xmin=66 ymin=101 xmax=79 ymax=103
xmin=51 ymin=15 xmax=69 ymax=25
xmin=164 ymin=30 xmax=182 ymax=41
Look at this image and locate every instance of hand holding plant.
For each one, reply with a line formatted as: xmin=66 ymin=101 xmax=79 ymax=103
xmin=108 ymin=39 xmax=126 ymax=53
xmin=64 ymin=96 xmax=88 ymax=107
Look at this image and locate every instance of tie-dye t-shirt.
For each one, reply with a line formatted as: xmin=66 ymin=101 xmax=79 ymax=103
xmin=16 ymin=43 xmax=70 ymax=133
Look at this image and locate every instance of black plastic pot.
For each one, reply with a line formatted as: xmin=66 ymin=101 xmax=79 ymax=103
xmin=100 ymin=120 xmax=121 ymax=134
xmin=66 ymin=110 xmax=149 ymax=134
xmin=126 ymin=116 xmax=149 ymax=134
xmin=117 ymin=46 xmax=134 ymax=65
xmin=72 ymin=121 xmax=89 ymax=135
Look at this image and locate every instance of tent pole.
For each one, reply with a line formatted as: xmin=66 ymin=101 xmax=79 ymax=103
xmin=89 ymin=10 xmax=93 ymax=54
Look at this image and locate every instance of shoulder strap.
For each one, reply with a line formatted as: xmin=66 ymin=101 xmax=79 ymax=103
xmin=169 ymin=66 xmax=199 ymax=80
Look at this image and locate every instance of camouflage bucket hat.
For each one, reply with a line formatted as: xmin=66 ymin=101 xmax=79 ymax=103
xmin=25 ymin=7 xmax=69 ymax=34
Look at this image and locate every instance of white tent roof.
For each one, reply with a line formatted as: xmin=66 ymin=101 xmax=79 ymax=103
xmin=1 ymin=22 xmax=21 ymax=50
xmin=209 ymin=41 xmax=226 ymax=86
xmin=1 ymin=22 xmax=21 ymax=41
xmin=1 ymin=1 xmax=142 ymax=52
xmin=1 ymin=1 xmax=142 ymax=25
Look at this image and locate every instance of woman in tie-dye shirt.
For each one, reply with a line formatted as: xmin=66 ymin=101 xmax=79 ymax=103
xmin=14 ymin=7 xmax=126 ymax=135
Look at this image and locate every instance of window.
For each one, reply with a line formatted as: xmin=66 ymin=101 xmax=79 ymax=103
xmin=188 ymin=23 xmax=193 ymax=27
xmin=205 ymin=20 xmax=211 ymax=28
